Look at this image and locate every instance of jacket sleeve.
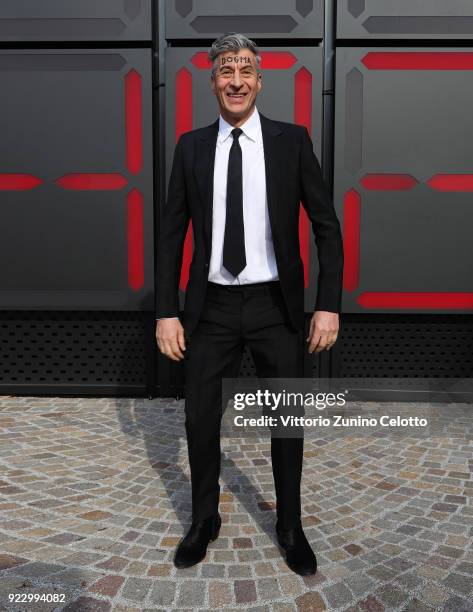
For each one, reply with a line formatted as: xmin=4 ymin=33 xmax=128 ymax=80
xmin=299 ymin=127 xmax=344 ymax=313
xmin=155 ymin=136 xmax=190 ymax=318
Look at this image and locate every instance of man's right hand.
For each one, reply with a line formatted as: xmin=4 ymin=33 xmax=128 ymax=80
xmin=156 ymin=317 xmax=186 ymax=361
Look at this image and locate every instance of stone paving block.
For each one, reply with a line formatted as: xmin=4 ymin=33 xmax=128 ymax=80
xmin=56 ymin=552 xmax=107 ymax=567
xmin=442 ymin=595 xmax=473 ymax=612
xmin=446 ymin=535 xmax=470 ymax=549
xmin=435 ymin=545 xmax=465 ymax=559
xmin=120 ymin=577 xmax=153 ymax=603
xmin=272 ymin=602 xmax=297 ymax=612
xmin=323 ymin=581 xmax=352 ymax=608
xmin=456 ymin=562 xmax=473 ymax=575
xmin=408 ymin=550 xmax=429 ymax=563
xmin=440 ymin=523 xmax=469 ymax=535
xmin=417 ymin=563 xmax=448 ymax=581
xmin=366 ymin=564 xmax=399 ymax=582
xmin=0 ymin=554 xmax=29 ymax=572
xmin=200 ymin=563 xmax=226 ymax=578
xmin=345 ymin=572 xmax=375 ymax=599
xmin=208 ymin=580 xmax=232 ymax=607
xmin=88 ymin=574 xmax=125 ymax=598
xmin=442 ymin=572 xmax=473 ymax=596
xmin=384 ymin=557 xmax=415 ymax=573
xmin=278 ymin=575 xmax=302 ymax=597
xmin=354 ymin=593 xmax=384 ymax=611
xmin=176 ymin=579 xmax=206 ymax=607
xmin=148 ymin=580 xmax=176 ymax=607
xmin=237 ymin=549 xmax=262 ymax=562
xmin=375 ymin=584 xmax=410 ymax=608
xmin=234 ymin=579 xmax=257 ymax=604
xmin=257 ymin=577 xmax=281 ymax=601
xmin=418 ymin=582 xmax=449 ymax=607
xmin=426 ymin=554 xmax=455 ymax=570
xmin=419 ymin=530 xmax=446 ymax=543
xmin=62 ymin=596 xmax=111 ymax=611
xmin=402 ymin=598 xmax=435 ymax=612
xmin=343 ymin=557 xmax=366 ymax=571
xmin=359 ymin=551 xmax=389 ymax=565
xmin=228 ymin=564 xmax=252 ymax=578
xmin=295 ymin=591 xmax=326 ymax=611
xmin=4 ymin=561 xmax=65 ymax=578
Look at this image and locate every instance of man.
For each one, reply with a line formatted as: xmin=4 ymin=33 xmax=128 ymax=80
xmin=156 ymin=32 xmax=343 ymax=576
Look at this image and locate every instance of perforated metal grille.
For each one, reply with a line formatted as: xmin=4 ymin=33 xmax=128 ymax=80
xmin=0 ymin=311 xmax=154 ymax=394
xmin=334 ymin=314 xmax=473 ymax=378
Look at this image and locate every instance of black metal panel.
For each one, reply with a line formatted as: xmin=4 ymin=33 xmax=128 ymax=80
xmin=0 ymin=0 xmax=152 ymax=42
xmin=338 ymin=0 xmax=473 ymax=40
xmin=165 ymin=0 xmax=324 ymax=39
xmin=334 ymin=47 xmax=473 ymax=314
xmin=0 ymin=49 xmax=154 ymax=312
xmin=0 ymin=311 xmax=155 ymax=395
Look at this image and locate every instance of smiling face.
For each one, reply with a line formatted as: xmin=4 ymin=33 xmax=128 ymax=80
xmin=210 ymin=48 xmax=262 ymax=126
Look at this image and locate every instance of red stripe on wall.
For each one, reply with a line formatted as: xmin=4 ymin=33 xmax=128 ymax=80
xmin=56 ymin=173 xmax=127 ymax=190
xmin=259 ymin=51 xmax=297 ymax=69
xmin=125 ymin=69 xmax=143 ymax=175
xmin=294 ymin=67 xmax=312 ymax=288
xmin=294 ymin=67 xmax=312 ymax=134
xmin=191 ymin=53 xmax=212 ymax=69
xmin=358 ymin=292 xmax=473 ymax=309
xmin=176 ymin=68 xmax=192 ymax=141
xmin=127 ymin=188 xmax=144 ymax=291
xmin=0 ymin=174 xmax=42 ymax=190
xmin=360 ymin=174 xmax=417 ymax=190
xmin=343 ymin=189 xmax=361 ymax=292
xmin=176 ymin=67 xmax=193 ymax=289
xmin=427 ymin=174 xmax=473 ymax=191
xmin=179 ymin=221 xmax=193 ymax=291
xmin=362 ymin=51 xmax=473 ymax=70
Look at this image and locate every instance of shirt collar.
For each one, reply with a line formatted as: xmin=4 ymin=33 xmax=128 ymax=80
xmin=218 ymin=106 xmax=260 ymax=145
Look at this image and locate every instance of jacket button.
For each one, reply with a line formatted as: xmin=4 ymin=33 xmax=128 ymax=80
xmin=204 ymin=263 xmax=209 ymax=268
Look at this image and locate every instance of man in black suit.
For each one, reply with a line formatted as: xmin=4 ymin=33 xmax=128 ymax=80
xmin=156 ymin=32 xmax=343 ymax=576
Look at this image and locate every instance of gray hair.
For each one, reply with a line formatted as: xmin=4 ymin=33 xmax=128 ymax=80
xmin=208 ymin=32 xmax=261 ymax=77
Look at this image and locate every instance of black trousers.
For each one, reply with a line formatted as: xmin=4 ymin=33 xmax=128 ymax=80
xmin=183 ymin=279 xmax=305 ymax=527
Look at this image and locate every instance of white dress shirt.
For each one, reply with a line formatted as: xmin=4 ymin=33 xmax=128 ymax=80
xmin=209 ymin=105 xmax=278 ymax=284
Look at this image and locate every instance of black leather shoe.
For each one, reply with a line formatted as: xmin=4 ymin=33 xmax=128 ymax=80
xmin=174 ymin=513 xmax=221 ymax=569
xmin=276 ymin=521 xmax=317 ymax=576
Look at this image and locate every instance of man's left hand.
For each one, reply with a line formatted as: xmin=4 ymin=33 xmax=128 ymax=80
xmin=306 ymin=311 xmax=339 ymax=353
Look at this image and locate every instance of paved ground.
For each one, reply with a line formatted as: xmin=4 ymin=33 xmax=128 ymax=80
xmin=0 ymin=395 xmax=472 ymax=612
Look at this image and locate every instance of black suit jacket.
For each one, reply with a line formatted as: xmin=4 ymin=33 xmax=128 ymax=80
xmin=156 ymin=112 xmax=344 ymax=336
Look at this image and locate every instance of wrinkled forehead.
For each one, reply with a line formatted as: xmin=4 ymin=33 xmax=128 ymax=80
xmin=217 ymin=51 xmax=257 ymax=67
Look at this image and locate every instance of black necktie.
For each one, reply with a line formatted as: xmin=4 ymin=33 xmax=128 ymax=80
xmin=223 ymin=127 xmax=246 ymax=277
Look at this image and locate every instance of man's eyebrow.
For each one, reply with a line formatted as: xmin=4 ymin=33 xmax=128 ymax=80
xmin=218 ymin=64 xmax=255 ymax=71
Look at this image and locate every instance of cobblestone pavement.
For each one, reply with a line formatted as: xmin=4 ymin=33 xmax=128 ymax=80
xmin=0 ymin=396 xmax=472 ymax=612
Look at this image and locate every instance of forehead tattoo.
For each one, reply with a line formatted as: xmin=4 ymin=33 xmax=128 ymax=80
xmin=220 ymin=55 xmax=252 ymax=66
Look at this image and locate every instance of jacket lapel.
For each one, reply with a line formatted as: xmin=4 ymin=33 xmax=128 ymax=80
xmin=193 ymin=111 xmax=283 ymax=258
xmin=193 ymin=118 xmax=218 ymax=257
xmin=259 ymin=112 xmax=283 ymax=254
